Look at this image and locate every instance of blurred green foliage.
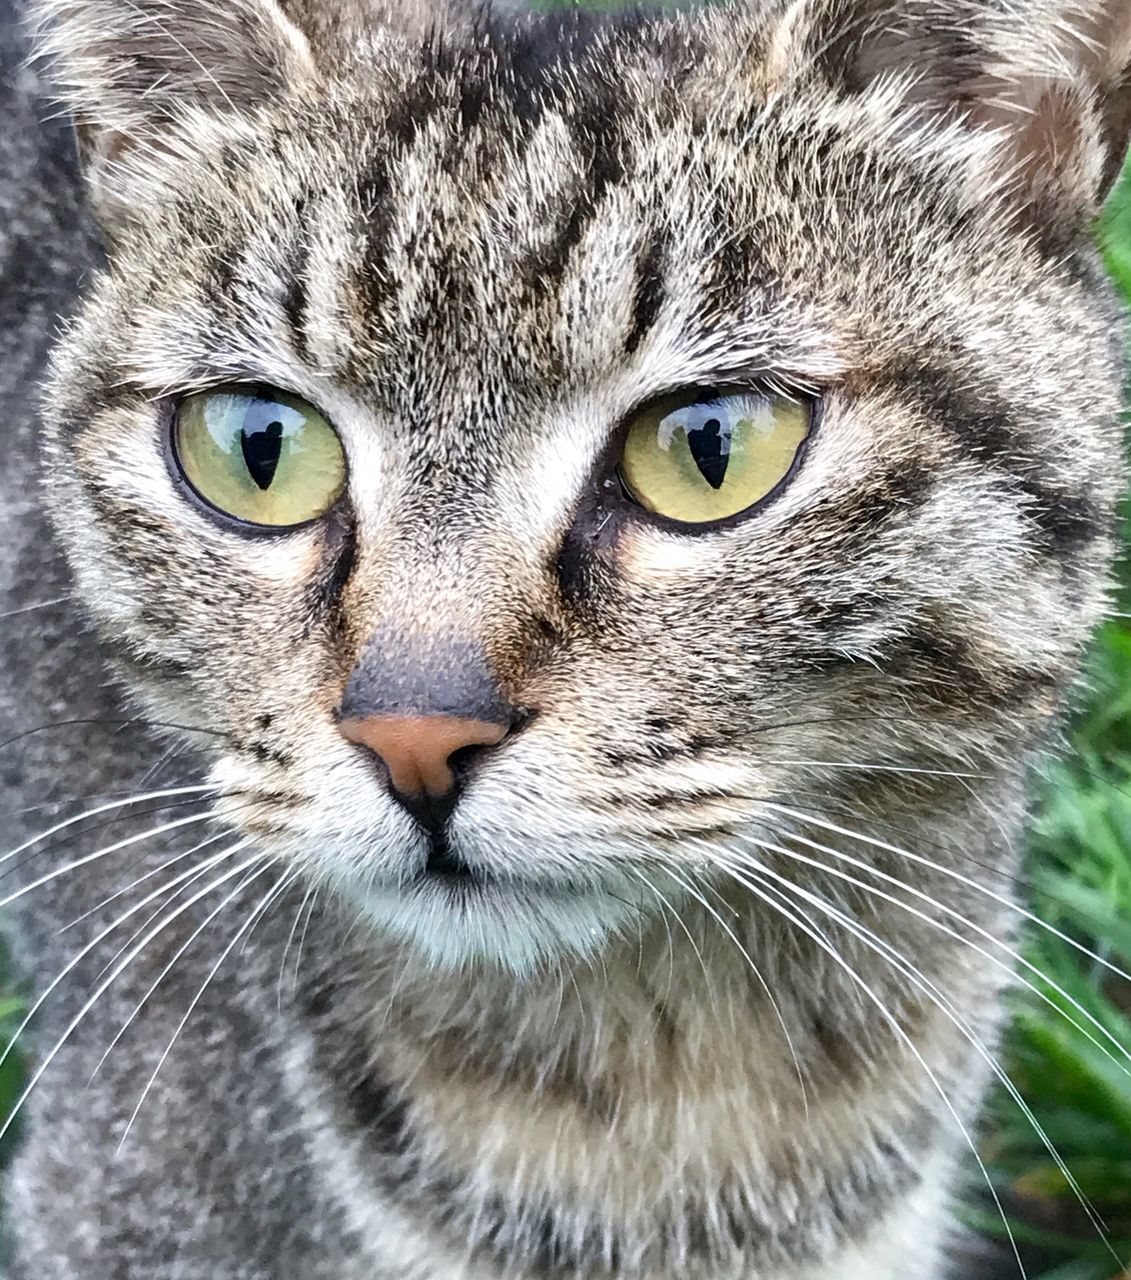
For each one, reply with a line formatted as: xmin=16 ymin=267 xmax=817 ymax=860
xmin=966 ymin=168 xmax=1131 ymax=1278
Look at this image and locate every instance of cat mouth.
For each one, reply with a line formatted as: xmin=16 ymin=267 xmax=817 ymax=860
xmin=342 ymin=831 xmax=646 ymax=970
xmin=417 ymin=831 xmax=488 ymax=888
xmin=408 ymin=833 xmax=588 ymax=904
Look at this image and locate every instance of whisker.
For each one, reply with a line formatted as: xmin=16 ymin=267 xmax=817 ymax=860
xmin=625 ymin=867 xmax=679 ymax=1014
xmin=56 ymin=794 xmax=288 ymax=933
xmin=0 ymin=719 xmax=230 ymax=755
xmin=0 ymin=852 xmax=267 ymax=1148
xmin=0 ymin=842 xmax=251 ymax=1098
xmin=0 ymin=810 xmax=220 ymax=915
xmin=760 ymin=802 xmax=1131 ymax=986
xmin=237 ymin=869 xmax=300 ymax=961
xmin=720 ymin=787 xmax=1131 ymax=957
xmin=116 ymin=861 xmax=296 ymax=1153
xmin=58 ymin=830 xmax=236 ymax=933
xmin=749 ymin=789 xmax=1131 ymax=937
xmin=90 ymin=845 xmax=259 ymax=988
xmin=733 ymin=827 xmax=1131 ymax=1080
xmin=657 ymin=861 xmax=811 ymax=1122
xmin=277 ymin=883 xmax=317 ymax=1011
xmin=0 ymin=795 xmax=227 ymax=897
xmin=100 ymin=856 xmax=281 ymax=1123
xmin=720 ymin=790 xmax=1021 ymax=890
xmin=710 ymin=847 xmax=1118 ymax=1270
xmin=764 ymin=760 xmax=985 ymax=780
xmin=702 ymin=853 xmax=1028 ymax=1279
xmin=0 ymin=594 xmax=74 ymax=620
xmin=135 ymin=739 xmax=189 ymax=791
xmin=0 ymin=785 xmax=216 ymax=871
xmin=749 ymin=712 xmax=980 ymax=737
xmin=8 ymin=788 xmax=204 ymax=820
xmin=289 ymin=886 xmax=322 ymax=1002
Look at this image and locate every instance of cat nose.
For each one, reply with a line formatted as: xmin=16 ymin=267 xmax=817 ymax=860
xmin=337 ymin=715 xmax=509 ymax=799
xmin=335 ymin=628 xmax=519 ymax=821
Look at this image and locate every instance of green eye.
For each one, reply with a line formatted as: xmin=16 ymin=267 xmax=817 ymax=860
xmin=172 ymin=387 xmax=346 ymax=528
xmin=618 ymin=390 xmax=811 ymax=525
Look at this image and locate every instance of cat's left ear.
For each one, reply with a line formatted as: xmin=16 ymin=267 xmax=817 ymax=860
xmin=32 ymin=0 xmax=320 ymax=234
xmin=791 ymin=0 xmax=1131 ymax=219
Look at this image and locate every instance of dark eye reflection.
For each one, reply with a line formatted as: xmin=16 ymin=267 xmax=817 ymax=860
xmin=617 ymin=389 xmax=812 ymax=524
xmin=686 ymin=416 xmax=730 ymax=490
xmin=240 ymin=416 xmax=285 ymax=491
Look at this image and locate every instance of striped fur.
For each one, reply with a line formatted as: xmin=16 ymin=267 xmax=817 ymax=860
xmin=2 ymin=0 xmax=1129 ymax=1276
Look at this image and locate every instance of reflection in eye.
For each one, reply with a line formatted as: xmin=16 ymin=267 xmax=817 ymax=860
xmin=174 ymin=387 xmax=346 ymax=528
xmin=619 ymin=391 xmax=812 ymax=524
xmin=239 ymin=415 xmax=285 ymax=491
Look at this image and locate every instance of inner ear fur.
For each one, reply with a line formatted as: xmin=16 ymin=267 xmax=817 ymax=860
xmin=790 ymin=0 xmax=1131 ymax=213
xmin=33 ymin=0 xmax=320 ymax=234
xmin=35 ymin=0 xmax=319 ymax=131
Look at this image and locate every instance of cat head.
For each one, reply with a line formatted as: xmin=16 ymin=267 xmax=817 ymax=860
xmin=32 ymin=0 xmax=1131 ymax=972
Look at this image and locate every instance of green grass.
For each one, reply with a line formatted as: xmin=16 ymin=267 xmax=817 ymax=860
xmin=961 ymin=171 xmax=1131 ymax=1278
xmin=970 ymin=751 xmax=1131 ymax=1275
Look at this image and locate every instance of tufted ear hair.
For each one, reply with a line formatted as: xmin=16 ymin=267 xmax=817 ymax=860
xmin=784 ymin=0 xmax=1131 ymax=224
xmin=34 ymin=0 xmax=320 ymax=129
xmin=32 ymin=0 xmax=320 ymax=231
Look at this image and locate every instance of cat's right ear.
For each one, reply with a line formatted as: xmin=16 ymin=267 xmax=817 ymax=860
xmin=32 ymin=0 xmax=319 ymax=237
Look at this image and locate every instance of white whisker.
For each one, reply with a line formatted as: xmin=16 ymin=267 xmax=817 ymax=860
xmin=761 ymin=802 xmax=1131 ymax=986
xmin=623 ymin=866 xmax=681 ymax=1010
xmin=0 ymin=843 xmax=248 ymax=1089
xmin=703 ymin=852 xmax=1028 ymax=1279
xmin=277 ymin=883 xmax=317 ymax=1011
xmin=709 ymin=846 xmax=1118 ymax=1270
xmin=0 ymin=852 xmax=266 ymax=1148
xmin=0 ymin=594 xmax=74 ymax=620
xmin=91 ymin=844 xmax=255 ymax=987
xmin=115 ymin=863 xmax=294 ymax=1152
xmin=59 ymin=829 xmax=234 ymax=933
xmin=89 ymin=842 xmax=263 ymax=1083
xmin=0 ymin=785 xmax=215 ymax=871
xmin=0 ymin=810 xmax=219 ymax=915
xmin=657 ymin=861 xmax=811 ymax=1121
xmin=289 ymin=886 xmax=322 ymax=1002
xmin=735 ymin=826 xmax=1131 ymax=1080
xmin=766 ymin=761 xmax=984 ymax=780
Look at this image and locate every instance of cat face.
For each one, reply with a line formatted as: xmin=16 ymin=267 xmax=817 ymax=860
xmin=37 ymin=0 xmax=1131 ymax=971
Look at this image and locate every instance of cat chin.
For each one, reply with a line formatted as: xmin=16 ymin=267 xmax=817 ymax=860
xmin=343 ymin=874 xmax=643 ymax=977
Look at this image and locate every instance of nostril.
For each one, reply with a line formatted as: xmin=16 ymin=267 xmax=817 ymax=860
xmin=447 ymin=739 xmax=493 ymax=785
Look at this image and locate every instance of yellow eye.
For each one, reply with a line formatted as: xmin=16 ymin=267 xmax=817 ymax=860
xmin=173 ymin=387 xmax=346 ymax=528
xmin=618 ymin=390 xmax=811 ymax=525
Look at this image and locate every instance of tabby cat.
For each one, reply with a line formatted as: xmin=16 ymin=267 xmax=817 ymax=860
xmin=0 ymin=0 xmax=1129 ymax=1275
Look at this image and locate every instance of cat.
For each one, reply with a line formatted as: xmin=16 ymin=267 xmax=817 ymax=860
xmin=0 ymin=0 xmax=1129 ymax=1275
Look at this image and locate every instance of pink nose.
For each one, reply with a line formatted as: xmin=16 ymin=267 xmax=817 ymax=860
xmin=338 ymin=714 xmax=510 ymax=798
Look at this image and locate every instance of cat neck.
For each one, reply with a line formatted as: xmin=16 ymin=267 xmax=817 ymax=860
xmin=291 ymin=889 xmax=975 ymax=1277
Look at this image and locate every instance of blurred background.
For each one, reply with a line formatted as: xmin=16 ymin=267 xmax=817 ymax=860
xmin=948 ymin=166 xmax=1131 ymax=1280
xmin=0 ymin=166 xmax=1128 ymax=1280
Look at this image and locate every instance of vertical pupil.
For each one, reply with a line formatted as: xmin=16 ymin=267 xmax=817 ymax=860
xmin=686 ymin=415 xmax=729 ymax=490
xmin=241 ymin=418 xmax=285 ymax=491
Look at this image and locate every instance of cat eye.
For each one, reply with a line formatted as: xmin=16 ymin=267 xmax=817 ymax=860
xmin=172 ymin=387 xmax=346 ymax=528
xmin=617 ymin=389 xmax=812 ymax=525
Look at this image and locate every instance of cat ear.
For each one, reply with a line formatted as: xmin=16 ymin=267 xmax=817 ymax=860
xmin=33 ymin=0 xmax=319 ymax=231
xmin=789 ymin=0 xmax=1131 ymax=219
